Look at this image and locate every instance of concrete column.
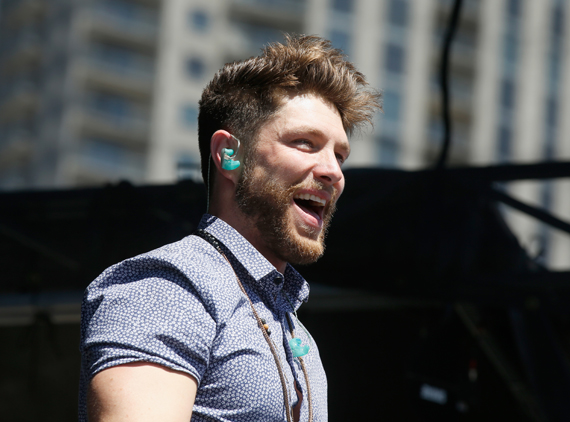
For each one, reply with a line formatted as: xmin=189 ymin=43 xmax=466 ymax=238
xmin=147 ymin=0 xmax=183 ymax=183
xmin=346 ymin=0 xmax=384 ymax=168
xmin=401 ymin=0 xmax=435 ymax=169
xmin=353 ymin=0 xmax=382 ymax=82
xmin=549 ymin=1 xmax=570 ymax=269
xmin=508 ymin=0 xmax=550 ymax=250
xmin=147 ymin=0 xmax=224 ymax=183
xmin=305 ymin=0 xmax=329 ymax=36
xmin=470 ymin=0 xmax=504 ymax=165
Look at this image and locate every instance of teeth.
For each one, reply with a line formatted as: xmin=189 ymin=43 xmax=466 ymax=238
xmin=311 ymin=195 xmax=326 ymax=205
xmin=294 ymin=193 xmax=326 ymax=206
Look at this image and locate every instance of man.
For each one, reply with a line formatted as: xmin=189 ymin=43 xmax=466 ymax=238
xmin=80 ymin=35 xmax=380 ymax=421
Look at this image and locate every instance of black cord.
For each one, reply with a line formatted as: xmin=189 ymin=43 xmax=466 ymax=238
xmin=193 ymin=229 xmax=300 ymax=422
xmin=436 ymin=0 xmax=463 ymax=170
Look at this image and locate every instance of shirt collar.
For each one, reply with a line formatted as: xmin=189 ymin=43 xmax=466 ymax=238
xmin=197 ymin=214 xmax=309 ymax=311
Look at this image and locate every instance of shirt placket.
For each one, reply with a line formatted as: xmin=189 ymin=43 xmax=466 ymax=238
xmin=273 ymin=278 xmax=311 ymax=422
xmin=245 ymin=271 xmax=302 ymax=421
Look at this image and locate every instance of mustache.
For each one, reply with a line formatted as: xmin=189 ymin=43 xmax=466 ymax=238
xmin=287 ymin=178 xmax=338 ymax=202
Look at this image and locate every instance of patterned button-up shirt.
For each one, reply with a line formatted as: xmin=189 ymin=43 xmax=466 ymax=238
xmin=79 ymin=214 xmax=327 ymax=421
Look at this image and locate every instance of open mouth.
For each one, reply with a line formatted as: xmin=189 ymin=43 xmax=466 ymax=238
xmin=293 ymin=193 xmax=326 ymax=224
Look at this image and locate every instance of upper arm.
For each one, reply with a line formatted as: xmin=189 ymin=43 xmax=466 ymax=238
xmin=87 ymin=362 xmax=198 ymax=422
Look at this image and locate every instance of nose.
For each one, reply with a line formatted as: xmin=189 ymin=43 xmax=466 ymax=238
xmin=314 ymin=150 xmax=344 ymax=191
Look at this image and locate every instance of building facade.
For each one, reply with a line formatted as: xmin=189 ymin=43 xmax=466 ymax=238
xmin=0 ymin=0 xmax=568 ymax=268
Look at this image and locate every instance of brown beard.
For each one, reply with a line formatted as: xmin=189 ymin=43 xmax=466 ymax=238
xmin=235 ymin=162 xmax=337 ymax=266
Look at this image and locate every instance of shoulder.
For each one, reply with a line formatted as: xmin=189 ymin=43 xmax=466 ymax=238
xmin=82 ymin=235 xmax=241 ymax=322
xmin=86 ymin=235 xmax=224 ymax=294
xmin=79 ymin=236 xmax=231 ymax=393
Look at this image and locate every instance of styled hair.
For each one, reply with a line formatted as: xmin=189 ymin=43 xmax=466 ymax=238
xmin=198 ymin=34 xmax=382 ymax=184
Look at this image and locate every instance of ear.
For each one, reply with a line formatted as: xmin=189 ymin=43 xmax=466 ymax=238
xmin=210 ymin=130 xmax=242 ymax=185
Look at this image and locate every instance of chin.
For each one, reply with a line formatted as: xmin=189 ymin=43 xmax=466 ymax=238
xmin=274 ymin=221 xmax=326 ymax=266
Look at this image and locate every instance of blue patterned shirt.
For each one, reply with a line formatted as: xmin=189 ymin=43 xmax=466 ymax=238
xmin=79 ymin=214 xmax=327 ymax=421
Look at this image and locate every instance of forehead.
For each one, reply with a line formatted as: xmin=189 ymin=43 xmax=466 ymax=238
xmin=259 ymin=93 xmax=349 ymax=148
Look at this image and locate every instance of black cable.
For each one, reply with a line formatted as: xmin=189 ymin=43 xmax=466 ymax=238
xmin=436 ymin=0 xmax=463 ymax=170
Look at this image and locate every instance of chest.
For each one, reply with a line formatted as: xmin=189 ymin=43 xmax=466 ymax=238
xmin=193 ymin=300 xmax=327 ymax=422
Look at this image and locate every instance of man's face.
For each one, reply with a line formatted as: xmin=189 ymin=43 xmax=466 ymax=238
xmin=235 ymin=93 xmax=349 ymax=265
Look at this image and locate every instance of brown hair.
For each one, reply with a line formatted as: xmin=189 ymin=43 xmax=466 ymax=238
xmin=198 ymin=34 xmax=382 ymax=184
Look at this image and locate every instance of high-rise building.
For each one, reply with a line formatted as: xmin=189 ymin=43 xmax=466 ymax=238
xmin=0 ymin=0 xmax=568 ymax=268
xmin=0 ymin=0 xmax=161 ymax=188
xmin=147 ymin=0 xmax=307 ymax=184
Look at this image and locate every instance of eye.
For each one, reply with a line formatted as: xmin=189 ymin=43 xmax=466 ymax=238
xmin=336 ymin=153 xmax=346 ymax=165
xmin=294 ymin=139 xmax=314 ymax=149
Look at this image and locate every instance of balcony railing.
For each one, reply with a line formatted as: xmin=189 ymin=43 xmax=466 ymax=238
xmin=231 ymin=0 xmax=306 ymax=14
xmin=85 ymin=107 xmax=149 ymax=133
xmin=83 ymin=1 xmax=159 ymax=43
xmin=72 ymin=98 xmax=150 ymax=145
xmin=0 ymin=27 xmax=42 ymax=57
xmin=229 ymin=0 xmax=305 ymax=39
xmin=230 ymin=21 xmax=287 ymax=58
xmin=80 ymin=138 xmax=146 ymax=177
xmin=86 ymin=47 xmax=154 ymax=81
xmin=0 ymin=77 xmax=40 ymax=104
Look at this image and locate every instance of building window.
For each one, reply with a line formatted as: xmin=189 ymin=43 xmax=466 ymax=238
xmin=103 ymin=0 xmax=136 ymax=20
xmin=190 ymin=10 xmax=209 ymax=32
xmin=544 ymin=138 xmax=555 ymax=160
xmin=378 ymin=135 xmax=399 ymax=167
xmin=94 ymin=43 xmax=132 ymax=68
xmin=91 ymin=92 xmax=130 ymax=118
xmin=500 ymin=79 xmax=515 ymax=109
xmin=182 ymin=105 xmax=198 ymax=127
xmin=497 ymin=126 xmax=511 ymax=161
xmin=331 ymin=0 xmax=353 ymax=14
xmin=546 ymin=97 xmax=558 ymax=127
xmin=385 ymin=43 xmax=405 ymax=73
xmin=83 ymin=138 xmax=128 ymax=167
xmin=382 ymin=90 xmax=401 ymax=122
xmin=541 ymin=182 xmax=553 ymax=210
xmin=91 ymin=42 xmax=154 ymax=76
xmin=504 ymin=33 xmax=519 ymax=63
xmin=330 ymin=30 xmax=351 ymax=56
xmin=235 ymin=22 xmax=283 ymax=52
xmin=428 ymin=119 xmax=444 ymax=145
xmin=552 ymin=4 xmax=565 ymax=37
xmin=507 ymin=0 xmax=521 ymax=18
xmin=549 ymin=52 xmax=561 ymax=83
xmin=185 ymin=57 xmax=205 ymax=79
xmin=388 ymin=0 xmax=408 ymax=27
xmin=177 ymin=152 xmax=201 ymax=181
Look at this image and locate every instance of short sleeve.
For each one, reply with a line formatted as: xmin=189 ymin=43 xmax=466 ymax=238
xmin=80 ymin=257 xmax=217 ymax=384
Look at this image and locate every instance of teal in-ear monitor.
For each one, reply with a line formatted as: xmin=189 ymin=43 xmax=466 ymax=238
xmin=221 ymin=134 xmax=241 ymax=170
xmin=289 ymin=338 xmax=309 ymax=357
xmin=221 ymin=148 xmax=240 ymax=170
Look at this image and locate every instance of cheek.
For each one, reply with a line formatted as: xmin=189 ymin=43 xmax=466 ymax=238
xmin=336 ymin=179 xmax=345 ymax=197
xmin=256 ymin=153 xmax=291 ymax=175
xmin=273 ymin=160 xmax=307 ymax=182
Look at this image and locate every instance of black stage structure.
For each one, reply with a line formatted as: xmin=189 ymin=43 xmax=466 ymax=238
xmin=1 ymin=160 xmax=570 ymax=421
